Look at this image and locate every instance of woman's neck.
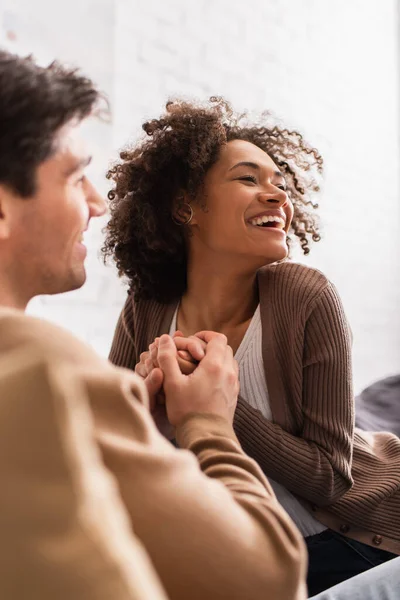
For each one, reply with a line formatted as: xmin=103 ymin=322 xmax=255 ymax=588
xmin=178 ymin=256 xmax=259 ymax=337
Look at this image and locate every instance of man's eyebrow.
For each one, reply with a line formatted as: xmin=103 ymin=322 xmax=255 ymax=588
xmin=228 ymin=161 xmax=284 ymax=178
xmin=64 ymin=155 xmax=92 ymax=175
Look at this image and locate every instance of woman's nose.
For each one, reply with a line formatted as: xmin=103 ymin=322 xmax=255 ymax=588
xmin=258 ymin=188 xmax=288 ymax=206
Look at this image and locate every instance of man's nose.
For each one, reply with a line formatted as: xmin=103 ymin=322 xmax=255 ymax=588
xmin=87 ymin=181 xmax=107 ymax=218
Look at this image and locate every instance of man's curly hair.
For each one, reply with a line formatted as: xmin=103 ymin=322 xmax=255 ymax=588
xmin=0 ymin=50 xmax=102 ymax=197
xmin=103 ymin=97 xmax=323 ymax=303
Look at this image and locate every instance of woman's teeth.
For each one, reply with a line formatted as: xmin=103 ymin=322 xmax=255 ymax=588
xmin=249 ymin=215 xmax=285 ymax=228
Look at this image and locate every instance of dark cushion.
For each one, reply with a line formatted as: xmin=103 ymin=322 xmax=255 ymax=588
xmin=355 ymin=375 xmax=400 ymax=436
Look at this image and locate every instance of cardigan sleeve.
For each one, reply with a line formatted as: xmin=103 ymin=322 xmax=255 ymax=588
xmin=234 ymin=282 xmax=354 ymax=507
xmin=109 ymin=295 xmax=137 ymax=369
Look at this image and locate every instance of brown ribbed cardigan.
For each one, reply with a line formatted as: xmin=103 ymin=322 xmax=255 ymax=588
xmin=109 ymin=261 xmax=400 ymax=554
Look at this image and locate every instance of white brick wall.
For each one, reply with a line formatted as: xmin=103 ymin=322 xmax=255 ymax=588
xmin=1 ymin=0 xmax=399 ymax=392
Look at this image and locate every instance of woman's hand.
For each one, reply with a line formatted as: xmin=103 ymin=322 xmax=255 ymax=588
xmin=173 ymin=331 xmax=207 ymax=374
xmin=134 ymin=334 xmax=200 ymax=377
xmin=134 ymin=345 xmax=172 ymax=438
xmin=157 ymin=332 xmax=239 ymax=427
xmin=134 ymin=332 xmax=211 ymax=438
xmin=134 ymin=334 xmax=203 ymax=438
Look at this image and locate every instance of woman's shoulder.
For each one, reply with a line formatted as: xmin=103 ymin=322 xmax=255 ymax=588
xmin=258 ymin=261 xmax=332 ymax=299
xmin=258 ymin=262 xmax=348 ymax=330
xmin=127 ymin=290 xmax=169 ymax=314
xmin=126 ymin=291 xmax=177 ymax=343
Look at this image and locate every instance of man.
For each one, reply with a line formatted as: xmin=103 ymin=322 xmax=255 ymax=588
xmin=0 ymin=50 xmax=307 ymax=600
xmin=0 ymin=52 xmax=106 ymax=309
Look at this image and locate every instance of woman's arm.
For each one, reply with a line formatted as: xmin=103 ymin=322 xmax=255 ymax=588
xmin=109 ymin=295 xmax=137 ymax=369
xmin=234 ymin=283 xmax=354 ymax=507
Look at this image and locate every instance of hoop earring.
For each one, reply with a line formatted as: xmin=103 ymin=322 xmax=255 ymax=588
xmin=172 ymin=203 xmax=193 ymax=226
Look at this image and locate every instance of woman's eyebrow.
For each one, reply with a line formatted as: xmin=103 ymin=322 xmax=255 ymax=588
xmin=228 ymin=161 xmax=285 ymax=179
xmin=229 ymin=161 xmax=259 ymax=172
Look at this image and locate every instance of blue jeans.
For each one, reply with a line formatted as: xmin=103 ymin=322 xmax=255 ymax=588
xmin=306 ymin=529 xmax=397 ymax=596
xmin=310 ymin=556 xmax=400 ymax=600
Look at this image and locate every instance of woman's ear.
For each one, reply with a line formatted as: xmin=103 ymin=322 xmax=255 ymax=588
xmin=172 ymin=194 xmax=196 ymax=226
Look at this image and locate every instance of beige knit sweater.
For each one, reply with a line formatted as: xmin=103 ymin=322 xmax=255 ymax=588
xmin=110 ymin=262 xmax=400 ymax=555
xmin=0 ymin=308 xmax=307 ymax=600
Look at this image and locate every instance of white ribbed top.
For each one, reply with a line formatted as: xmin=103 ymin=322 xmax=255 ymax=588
xmin=234 ymin=306 xmax=272 ymax=419
xmin=169 ymin=304 xmax=326 ymax=537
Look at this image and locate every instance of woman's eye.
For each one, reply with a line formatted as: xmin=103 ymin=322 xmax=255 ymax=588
xmin=238 ymin=175 xmax=257 ymax=183
xmin=277 ymin=185 xmax=287 ymax=191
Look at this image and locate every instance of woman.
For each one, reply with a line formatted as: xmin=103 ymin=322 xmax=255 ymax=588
xmin=103 ymin=98 xmax=400 ymax=595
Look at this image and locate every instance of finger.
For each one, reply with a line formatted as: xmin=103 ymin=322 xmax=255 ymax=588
xmin=173 ymin=330 xmax=184 ymax=338
xmin=174 ymin=336 xmax=205 ymax=361
xmin=157 ymin=334 xmax=184 ymax=383
xmin=177 ymin=349 xmax=195 ymax=361
xmin=149 ymin=368 xmax=163 ymax=389
xmin=224 ymin=346 xmax=239 ymax=378
xmin=145 ymin=356 xmax=154 ymax=374
xmin=184 ymin=336 xmax=206 ymax=361
xmin=225 ymin=343 xmax=234 ymax=362
xmin=136 ymin=351 xmax=150 ymax=377
xmin=218 ymin=346 xmax=239 ymax=399
xmin=150 ymin=344 xmax=160 ymax=368
xmin=233 ymin=358 xmax=239 ymax=376
xmin=177 ymin=356 xmax=197 ymax=375
xmin=135 ymin=362 xmax=147 ymax=378
xmin=194 ymin=330 xmax=227 ymax=345
xmin=144 ymin=368 xmax=164 ymax=411
xmin=198 ymin=333 xmax=228 ymax=366
xmin=174 ymin=337 xmax=196 ymax=356
xmin=138 ymin=350 xmax=150 ymax=365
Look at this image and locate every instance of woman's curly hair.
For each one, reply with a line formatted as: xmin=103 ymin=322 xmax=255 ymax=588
xmin=103 ymin=97 xmax=323 ymax=303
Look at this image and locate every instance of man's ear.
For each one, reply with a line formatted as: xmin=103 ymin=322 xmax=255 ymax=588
xmin=0 ymin=184 xmax=13 ymax=240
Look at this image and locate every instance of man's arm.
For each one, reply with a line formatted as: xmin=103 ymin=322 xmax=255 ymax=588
xmin=0 ymin=311 xmax=307 ymax=600
xmin=0 ymin=310 xmax=168 ymax=600
xmin=92 ymin=336 xmax=307 ymax=600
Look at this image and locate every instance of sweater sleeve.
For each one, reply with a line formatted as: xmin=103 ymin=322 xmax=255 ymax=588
xmin=234 ymin=282 xmax=354 ymax=506
xmin=0 ymin=322 xmax=168 ymax=600
xmin=109 ymin=295 xmax=137 ymax=369
xmin=0 ymin=311 xmax=307 ymax=600
xmin=92 ymin=372 xmax=307 ymax=600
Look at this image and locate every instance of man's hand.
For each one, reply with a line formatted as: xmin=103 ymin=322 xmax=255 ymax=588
xmin=135 ymin=360 xmax=175 ymax=439
xmin=135 ymin=350 xmax=164 ymax=407
xmin=156 ymin=333 xmax=239 ymax=427
xmin=135 ymin=333 xmax=205 ymax=379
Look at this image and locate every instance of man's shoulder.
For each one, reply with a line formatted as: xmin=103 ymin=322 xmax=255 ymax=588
xmin=0 ymin=308 xmax=105 ymax=369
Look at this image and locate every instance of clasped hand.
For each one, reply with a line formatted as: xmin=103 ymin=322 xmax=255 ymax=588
xmin=135 ymin=331 xmax=239 ymax=438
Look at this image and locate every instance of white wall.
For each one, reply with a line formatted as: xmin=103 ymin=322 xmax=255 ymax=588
xmin=1 ymin=0 xmax=399 ymax=392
